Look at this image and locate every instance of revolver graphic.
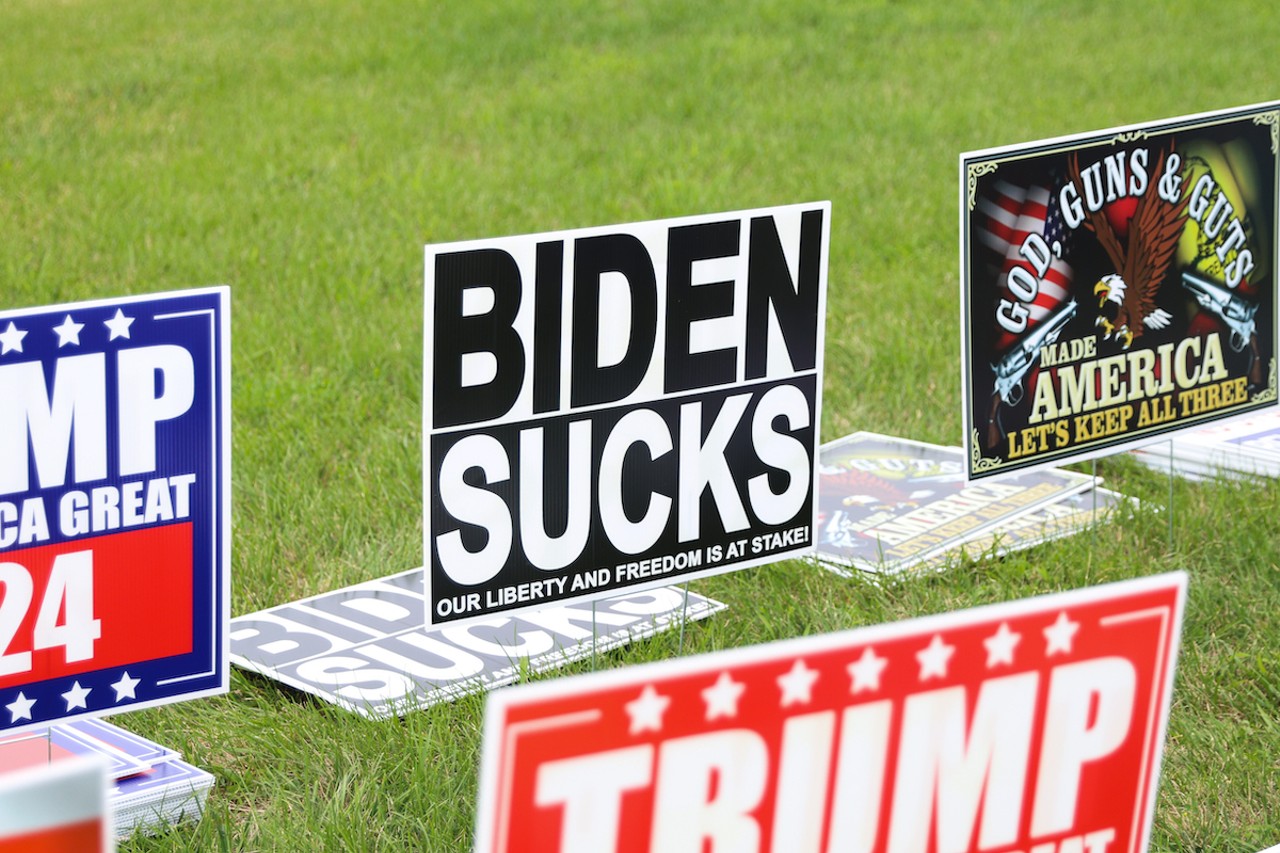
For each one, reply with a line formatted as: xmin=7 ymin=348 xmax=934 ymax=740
xmin=1180 ymin=269 xmax=1258 ymax=352
xmin=1181 ymin=269 xmax=1262 ymax=386
xmin=986 ymin=299 xmax=1077 ymax=447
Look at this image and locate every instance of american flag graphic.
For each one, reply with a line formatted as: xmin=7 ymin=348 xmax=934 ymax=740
xmin=975 ymin=178 xmax=1075 ymax=352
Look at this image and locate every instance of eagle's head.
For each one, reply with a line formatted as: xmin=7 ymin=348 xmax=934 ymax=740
xmin=1094 ymin=273 xmax=1127 ymax=307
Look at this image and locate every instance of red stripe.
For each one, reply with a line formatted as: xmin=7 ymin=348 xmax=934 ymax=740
xmin=0 ymin=524 xmax=194 ymax=689
xmin=0 ymin=818 xmax=104 ymax=853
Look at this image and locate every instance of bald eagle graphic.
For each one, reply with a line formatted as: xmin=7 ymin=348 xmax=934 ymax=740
xmin=1068 ymin=147 xmax=1190 ymax=349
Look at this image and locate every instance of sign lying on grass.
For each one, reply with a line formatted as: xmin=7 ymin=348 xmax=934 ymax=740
xmin=0 ymin=289 xmax=230 ymax=734
xmin=230 ymin=567 xmax=725 ymax=720
xmin=951 ymin=486 xmax=1130 ymax=562
xmin=814 ymin=432 xmax=1093 ymax=576
xmin=425 ymin=203 xmax=829 ymax=624
xmin=476 ymin=572 xmax=1186 ymax=853
xmin=962 ymin=102 xmax=1279 ymax=479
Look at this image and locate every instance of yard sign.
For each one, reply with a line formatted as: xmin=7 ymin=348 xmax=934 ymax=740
xmin=476 ymin=572 xmax=1186 ymax=853
xmin=962 ymin=102 xmax=1279 ymax=478
xmin=0 ymin=288 xmax=230 ymax=734
xmin=425 ymin=204 xmax=829 ymax=625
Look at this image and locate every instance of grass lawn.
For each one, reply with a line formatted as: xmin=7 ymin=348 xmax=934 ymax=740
xmin=2 ymin=1 xmax=1279 ymax=849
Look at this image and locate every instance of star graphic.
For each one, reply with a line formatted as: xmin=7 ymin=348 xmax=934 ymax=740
xmin=104 ymin=308 xmax=135 ymax=340
xmin=6 ymin=692 xmax=35 ymax=723
xmin=777 ymin=660 xmax=820 ymax=707
xmin=0 ymin=321 xmax=27 ymax=355
xmin=847 ymin=647 xmax=888 ymax=694
xmin=53 ymin=314 xmax=85 ymax=347
xmin=112 ymin=671 xmax=141 ymax=702
xmin=983 ymin=622 xmax=1022 ymax=668
xmin=916 ymin=634 xmax=955 ymax=681
xmin=701 ymin=672 xmax=746 ymax=721
xmin=625 ymin=685 xmax=670 ymax=735
xmin=62 ymin=681 xmax=92 ymax=711
xmin=1044 ymin=612 xmax=1080 ymax=656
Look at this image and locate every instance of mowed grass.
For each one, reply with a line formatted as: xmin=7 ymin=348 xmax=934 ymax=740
xmin=2 ymin=1 xmax=1280 ymax=850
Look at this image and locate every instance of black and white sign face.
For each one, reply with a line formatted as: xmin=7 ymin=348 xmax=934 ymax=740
xmin=229 ymin=568 xmax=727 ymax=720
xmin=424 ymin=203 xmax=830 ymax=625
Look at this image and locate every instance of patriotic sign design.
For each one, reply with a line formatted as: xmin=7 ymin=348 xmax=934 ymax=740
xmin=0 ymin=289 xmax=230 ymax=734
xmin=962 ymin=102 xmax=1280 ymax=478
xmin=975 ymin=178 xmax=1076 ymax=357
xmin=425 ymin=204 xmax=829 ymax=625
xmin=476 ymin=572 xmax=1186 ymax=853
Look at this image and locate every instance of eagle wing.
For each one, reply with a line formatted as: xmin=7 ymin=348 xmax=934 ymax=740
xmin=1121 ymin=147 xmax=1190 ymax=328
xmin=1067 ymin=151 xmax=1127 ymax=273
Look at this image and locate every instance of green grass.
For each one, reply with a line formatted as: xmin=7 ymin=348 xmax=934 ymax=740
xmin=3 ymin=0 xmax=1280 ymax=849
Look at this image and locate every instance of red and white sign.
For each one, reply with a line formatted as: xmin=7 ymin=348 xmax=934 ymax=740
xmin=0 ymin=755 xmax=112 ymax=852
xmin=476 ymin=573 xmax=1186 ymax=853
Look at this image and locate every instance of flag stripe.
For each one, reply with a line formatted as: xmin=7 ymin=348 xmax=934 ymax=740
xmin=975 ymin=178 xmax=1076 ymax=351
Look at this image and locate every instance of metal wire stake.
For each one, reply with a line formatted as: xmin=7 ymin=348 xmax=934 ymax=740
xmin=1167 ymin=438 xmax=1175 ymax=552
xmin=677 ymin=582 xmax=691 ymax=657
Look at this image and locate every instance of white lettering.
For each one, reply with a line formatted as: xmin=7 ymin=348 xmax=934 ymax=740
xmin=1031 ymin=658 xmax=1137 ymax=836
xmin=117 ymin=345 xmax=195 ymax=477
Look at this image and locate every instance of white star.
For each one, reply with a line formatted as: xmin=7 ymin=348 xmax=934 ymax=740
xmin=53 ymin=314 xmax=85 ymax=347
xmin=112 ymin=671 xmax=141 ymax=702
xmin=847 ymin=647 xmax=888 ymax=694
xmin=625 ymin=685 xmax=670 ymax=735
xmin=777 ymin=660 xmax=821 ymax=707
xmin=916 ymin=634 xmax=955 ymax=681
xmin=1044 ymin=612 xmax=1080 ymax=656
xmin=62 ymin=681 xmax=92 ymax=711
xmin=0 ymin=321 xmax=27 ymax=355
xmin=104 ymin=308 xmax=134 ymax=340
xmin=701 ymin=672 xmax=746 ymax=721
xmin=983 ymin=622 xmax=1022 ymax=668
xmin=6 ymin=692 xmax=35 ymax=722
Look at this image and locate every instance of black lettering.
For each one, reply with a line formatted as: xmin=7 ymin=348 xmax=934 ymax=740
xmin=432 ymin=249 xmax=525 ymax=428
xmin=532 ymin=240 xmax=564 ymax=414
xmin=745 ymin=209 xmax=823 ymax=379
xmin=664 ymin=220 xmax=740 ymax=392
xmin=570 ymin=233 xmax=658 ymax=407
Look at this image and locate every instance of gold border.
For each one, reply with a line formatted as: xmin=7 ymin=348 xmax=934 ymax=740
xmin=1254 ymin=357 xmax=1279 ymax=404
xmin=1252 ymin=111 xmax=1279 ymax=155
xmin=1112 ymin=130 xmax=1149 ymax=144
xmin=970 ymin=431 xmax=1006 ymax=474
xmin=967 ymin=162 xmax=999 ymax=211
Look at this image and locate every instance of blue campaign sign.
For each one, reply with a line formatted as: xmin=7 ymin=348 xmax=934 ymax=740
xmin=0 ymin=287 xmax=230 ymax=733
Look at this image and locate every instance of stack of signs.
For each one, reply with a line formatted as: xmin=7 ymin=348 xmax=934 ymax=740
xmin=474 ymin=573 xmax=1187 ymax=853
xmin=0 ymin=718 xmax=213 ymax=840
xmin=230 ymin=568 xmax=726 ymax=720
xmin=0 ymin=289 xmax=231 ymax=735
xmin=961 ymin=102 xmax=1279 ymax=481
xmin=946 ymin=486 xmax=1132 ymax=562
xmin=1129 ymin=409 xmax=1280 ymax=480
xmin=814 ymin=432 xmax=1111 ymax=576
